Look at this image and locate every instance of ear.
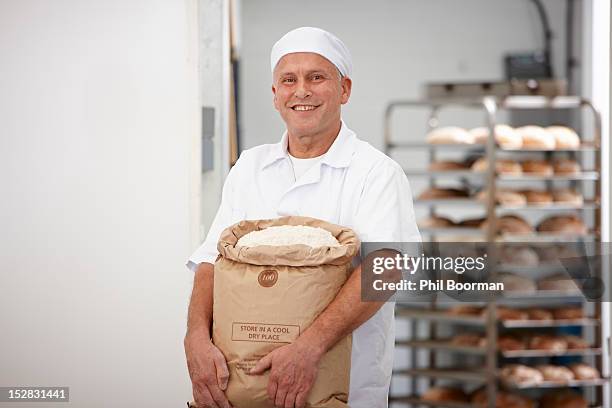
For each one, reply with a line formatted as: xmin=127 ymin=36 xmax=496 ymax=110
xmin=340 ymin=77 xmax=352 ymax=105
xmin=272 ymin=84 xmax=279 ymax=111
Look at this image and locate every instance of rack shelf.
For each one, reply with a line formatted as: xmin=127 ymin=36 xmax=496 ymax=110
xmin=386 ymin=96 xmax=605 ymax=408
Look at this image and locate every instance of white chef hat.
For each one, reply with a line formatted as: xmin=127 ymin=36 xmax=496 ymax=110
xmin=270 ymin=27 xmax=352 ymax=78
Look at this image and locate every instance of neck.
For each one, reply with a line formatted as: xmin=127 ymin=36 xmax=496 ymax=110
xmin=287 ymin=121 xmax=342 ymax=158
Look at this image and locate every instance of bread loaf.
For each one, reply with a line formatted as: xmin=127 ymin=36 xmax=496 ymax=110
xmin=547 ymin=126 xmax=581 ymax=149
xmin=553 ymin=306 xmax=584 ymax=320
xmin=498 ymin=335 xmax=526 ymax=351
xmin=470 ymin=124 xmax=522 ymax=149
xmin=553 ymin=159 xmax=581 ymax=174
xmin=553 ymin=189 xmax=584 ymax=206
xmin=522 ymin=189 xmax=553 ymax=205
xmin=522 ymin=160 xmax=554 ymax=176
xmin=476 ymin=189 xmax=526 ymax=205
xmin=481 ymin=215 xmax=533 ymax=235
xmin=426 ymin=126 xmax=474 ymax=144
xmin=471 ymin=157 xmax=522 ymax=175
xmin=526 ymin=308 xmax=554 ymax=320
xmin=471 ymin=388 xmax=535 ymax=408
xmin=422 ymin=387 xmax=468 ymax=402
xmin=418 ymin=216 xmax=455 ymax=229
xmin=537 ymin=365 xmax=575 ymax=382
xmin=418 ymin=187 xmax=469 ymax=200
xmin=529 ymin=335 xmax=567 ymax=352
xmin=428 ymin=160 xmax=469 ymax=171
xmin=537 ymin=215 xmax=587 ymax=235
xmin=500 ymin=364 xmax=543 ymax=386
xmin=540 ymin=391 xmax=587 ymax=408
xmin=500 ymin=246 xmax=539 ymax=266
xmin=569 ymin=363 xmax=600 ymax=380
xmin=499 ymin=273 xmax=536 ymax=293
xmin=517 ymin=125 xmax=556 ymax=149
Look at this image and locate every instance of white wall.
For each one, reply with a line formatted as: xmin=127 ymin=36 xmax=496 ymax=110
xmin=0 ymin=1 xmax=198 ymax=406
xmin=238 ymin=0 xmax=568 ymax=151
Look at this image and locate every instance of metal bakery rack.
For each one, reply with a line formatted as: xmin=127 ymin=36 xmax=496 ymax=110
xmin=383 ymin=96 xmax=610 ymax=408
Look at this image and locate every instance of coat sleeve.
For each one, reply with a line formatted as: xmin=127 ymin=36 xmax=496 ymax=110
xmin=353 ymin=159 xmax=421 ymax=244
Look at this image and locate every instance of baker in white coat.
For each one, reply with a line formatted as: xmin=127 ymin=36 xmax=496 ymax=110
xmin=184 ymin=27 xmax=421 ymax=408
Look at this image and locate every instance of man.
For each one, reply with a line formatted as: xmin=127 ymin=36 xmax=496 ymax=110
xmin=185 ymin=27 xmax=420 ymax=408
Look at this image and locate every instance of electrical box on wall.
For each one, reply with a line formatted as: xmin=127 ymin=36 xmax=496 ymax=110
xmin=202 ymin=106 xmax=215 ymax=172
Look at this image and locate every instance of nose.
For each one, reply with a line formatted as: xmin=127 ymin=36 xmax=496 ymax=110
xmin=294 ymin=79 xmax=312 ymax=99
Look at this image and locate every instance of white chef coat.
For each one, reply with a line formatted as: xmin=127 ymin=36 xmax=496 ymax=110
xmin=187 ymin=120 xmax=421 ymax=408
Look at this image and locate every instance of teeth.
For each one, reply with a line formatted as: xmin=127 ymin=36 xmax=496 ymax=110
xmin=293 ymin=105 xmax=316 ymax=111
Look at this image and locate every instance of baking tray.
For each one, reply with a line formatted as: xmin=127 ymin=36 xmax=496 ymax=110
xmin=395 ymin=339 xmax=485 ymax=355
xmin=395 ymin=339 xmax=602 ymax=359
xmin=388 ymin=395 xmax=475 ymax=408
xmin=393 ymin=368 xmax=487 ymax=382
xmin=415 ymin=198 xmax=599 ymax=210
xmin=391 ymin=141 xmax=598 ymax=152
xmin=501 ymin=348 xmax=602 ymax=358
xmin=501 ymin=378 xmax=609 ymax=389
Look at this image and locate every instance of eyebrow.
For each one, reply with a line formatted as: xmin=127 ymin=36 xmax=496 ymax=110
xmin=278 ymin=69 xmax=331 ymax=77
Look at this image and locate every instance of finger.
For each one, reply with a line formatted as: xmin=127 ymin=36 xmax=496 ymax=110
xmin=208 ymin=385 xmax=231 ymax=408
xmin=275 ymin=385 xmax=287 ymax=408
xmin=284 ymin=391 xmax=297 ymax=408
xmin=213 ymin=353 xmax=230 ymax=390
xmin=295 ymin=391 xmax=307 ymax=408
xmin=250 ymin=354 xmax=272 ymax=375
xmin=194 ymin=384 xmax=218 ymax=408
xmin=267 ymin=377 xmax=278 ymax=402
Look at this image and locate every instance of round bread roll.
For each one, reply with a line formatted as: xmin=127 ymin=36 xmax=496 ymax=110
xmin=562 ymin=335 xmax=589 ymax=350
xmin=422 ymin=386 xmax=468 ymax=402
xmin=526 ymin=308 xmax=554 ymax=320
xmin=496 ymin=306 xmax=528 ymax=321
xmin=498 ymin=335 xmax=526 ymax=351
xmin=418 ymin=215 xmax=455 ymax=229
xmin=448 ymin=304 xmax=483 ymax=316
xmin=538 ymin=273 xmax=580 ymax=291
xmin=522 ymin=159 xmax=554 ymax=176
xmin=547 ymin=126 xmax=581 ymax=149
xmin=481 ymin=215 xmax=533 ymax=235
xmin=570 ymin=363 xmax=600 ymax=380
xmin=499 ymin=273 xmax=536 ymax=293
xmin=537 ymin=215 xmax=587 ymax=235
xmin=428 ymin=160 xmax=469 ymax=171
xmin=537 ymin=365 xmax=575 ymax=382
xmin=553 ymin=306 xmax=584 ymax=320
xmin=500 ymin=364 xmax=544 ymax=386
xmin=500 ymin=245 xmax=539 ymax=267
xmin=426 ymin=126 xmax=474 ymax=144
xmin=522 ymin=189 xmax=553 ymax=205
xmin=471 ymin=388 xmax=535 ymax=408
xmin=529 ymin=335 xmax=567 ymax=352
xmin=470 ymin=124 xmax=523 ymax=149
xmin=471 ymin=157 xmax=522 ymax=175
xmin=418 ymin=187 xmax=469 ymax=200
xmin=553 ymin=189 xmax=584 ymax=206
xmin=476 ymin=189 xmax=526 ymax=206
xmin=540 ymin=390 xmax=588 ymax=408
xmin=451 ymin=333 xmax=486 ymax=347
xmin=553 ymin=158 xmax=581 ymax=174
xmin=517 ymin=125 xmax=556 ymax=149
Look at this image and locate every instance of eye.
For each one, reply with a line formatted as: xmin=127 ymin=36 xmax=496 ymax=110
xmin=312 ymin=74 xmax=323 ymax=81
xmin=282 ymin=77 xmax=295 ymax=84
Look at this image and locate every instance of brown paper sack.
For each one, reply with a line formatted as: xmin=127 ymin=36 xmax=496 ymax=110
xmin=212 ymin=216 xmax=359 ymax=408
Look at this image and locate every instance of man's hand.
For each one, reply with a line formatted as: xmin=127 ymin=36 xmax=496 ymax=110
xmin=249 ymin=339 xmax=323 ymax=408
xmin=184 ymin=331 xmax=232 ymax=408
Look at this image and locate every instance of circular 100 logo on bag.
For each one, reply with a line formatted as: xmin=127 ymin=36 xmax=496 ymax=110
xmin=258 ymin=269 xmax=278 ymax=287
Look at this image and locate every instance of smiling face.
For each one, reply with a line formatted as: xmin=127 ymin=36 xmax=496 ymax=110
xmin=272 ymin=52 xmax=351 ymax=143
